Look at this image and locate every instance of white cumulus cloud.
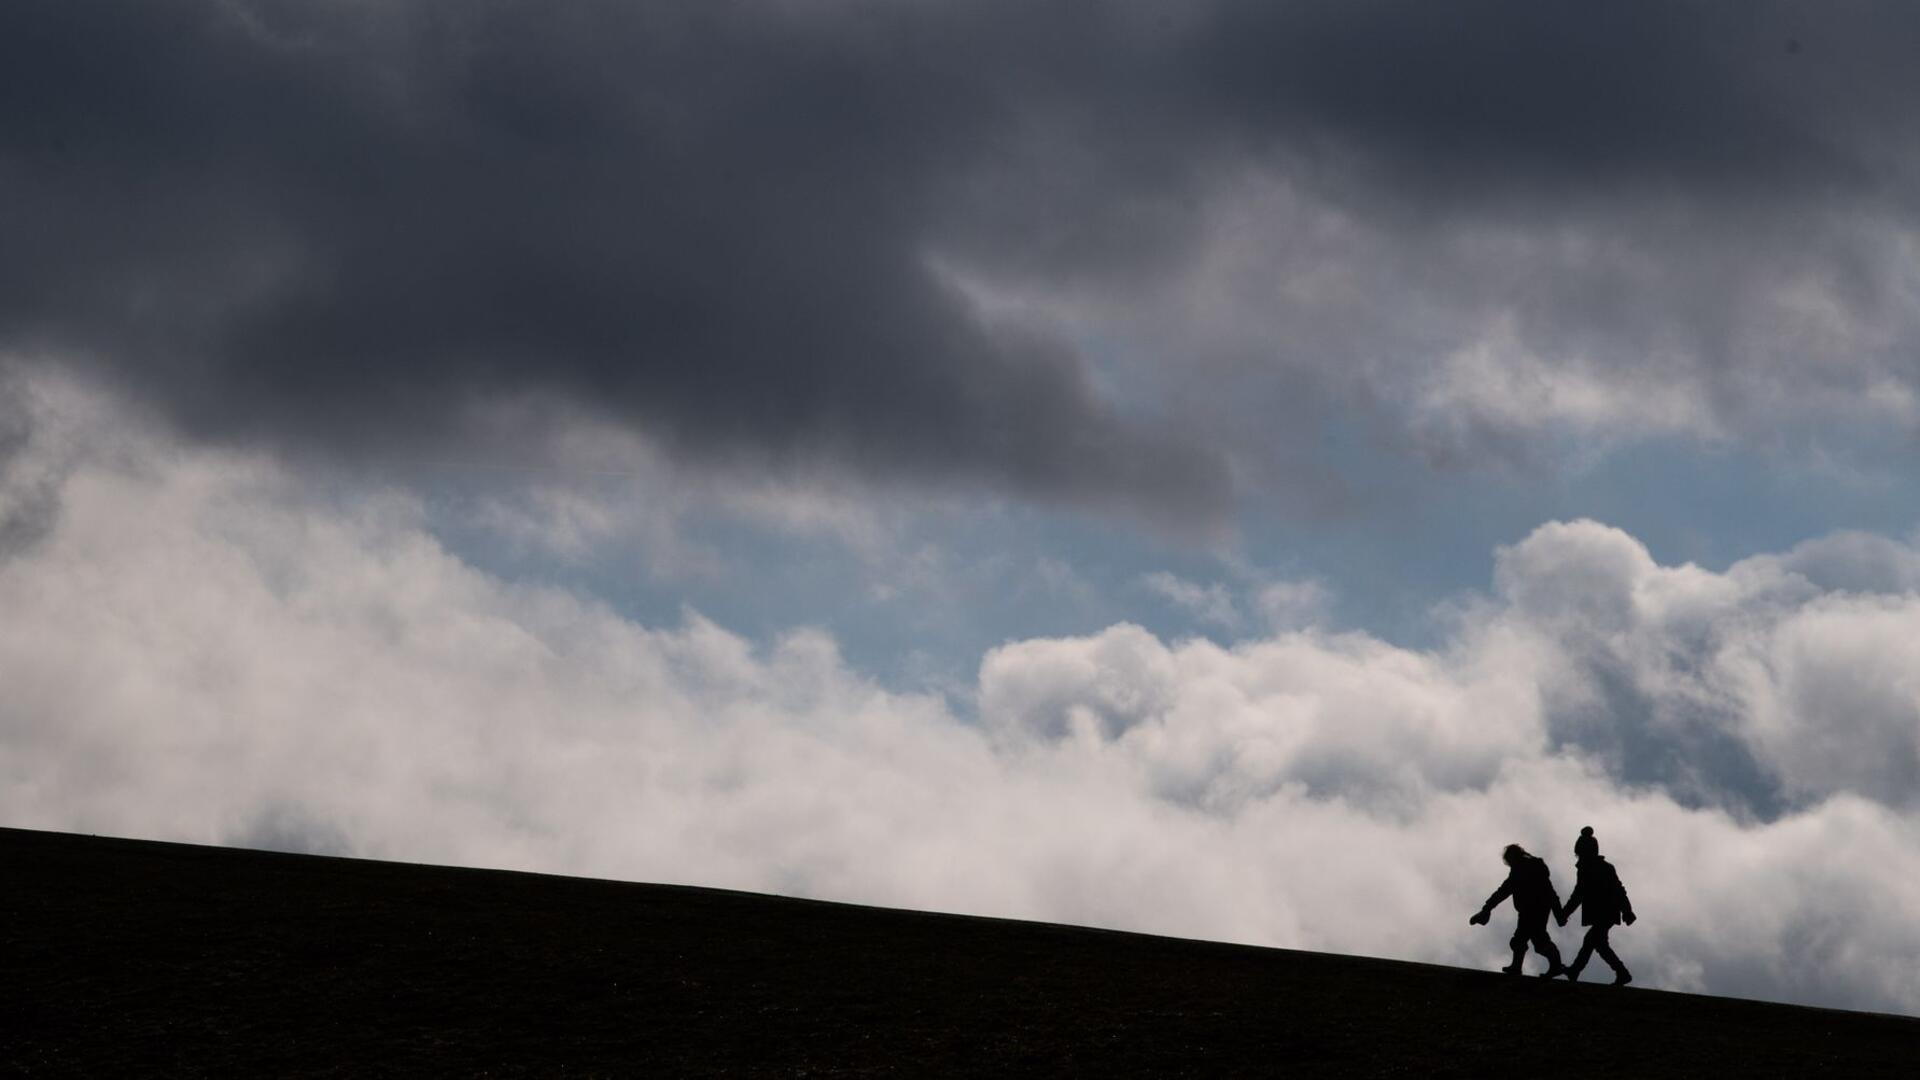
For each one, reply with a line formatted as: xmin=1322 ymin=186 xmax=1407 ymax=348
xmin=5 ymin=375 xmax=1920 ymax=1014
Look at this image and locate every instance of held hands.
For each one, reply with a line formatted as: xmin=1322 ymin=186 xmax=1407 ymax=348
xmin=1556 ymin=911 xmax=1568 ymax=927
xmin=1468 ymin=909 xmax=1490 ymax=926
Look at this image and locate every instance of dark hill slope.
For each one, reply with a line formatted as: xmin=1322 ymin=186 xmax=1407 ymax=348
xmin=2 ymin=827 xmax=1913 ymax=1077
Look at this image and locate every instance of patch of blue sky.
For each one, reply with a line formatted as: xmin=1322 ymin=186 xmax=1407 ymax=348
xmin=412 ymin=425 xmax=1920 ymax=710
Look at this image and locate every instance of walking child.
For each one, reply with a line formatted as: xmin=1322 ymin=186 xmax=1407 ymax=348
xmin=1558 ymin=826 xmax=1636 ymax=985
xmin=1469 ymin=843 xmax=1569 ymax=978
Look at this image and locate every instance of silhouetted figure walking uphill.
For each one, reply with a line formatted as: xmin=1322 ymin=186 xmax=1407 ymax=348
xmin=1469 ymin=844 xmax=1567 ymax=978
xmin=1559 ymin=826 xmax=1635 ymax=986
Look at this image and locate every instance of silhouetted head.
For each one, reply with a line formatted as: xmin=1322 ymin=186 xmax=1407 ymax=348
xmin=1574 ymin=826 xmax=1599 ymax=859
xmin=1502 ymin=843 xmax=1531 ymax=867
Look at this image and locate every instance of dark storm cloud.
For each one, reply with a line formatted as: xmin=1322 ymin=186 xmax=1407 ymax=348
xmin=0 ymin=0 xmax=1230 ymax=523
xmin=4 ymin=1 xmax=1918 ymax=520
xmin=934 ymin=1 xmax=1920 ymax=482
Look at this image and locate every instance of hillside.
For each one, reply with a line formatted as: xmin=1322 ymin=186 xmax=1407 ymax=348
xmin=2 ymin=827 xmax=1912 ymax=1077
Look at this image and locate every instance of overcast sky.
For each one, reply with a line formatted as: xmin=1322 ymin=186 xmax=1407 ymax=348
xmin=8 ymin=0 xmax=1920 ymax=1014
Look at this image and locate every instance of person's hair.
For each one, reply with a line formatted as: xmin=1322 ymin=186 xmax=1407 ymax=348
xmin=1502 ymin=843 xmax=1531 ymax=864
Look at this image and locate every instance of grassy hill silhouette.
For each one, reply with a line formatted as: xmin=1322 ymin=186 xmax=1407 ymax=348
xmin=4 ymin=826 xmax=1913 ymax=1077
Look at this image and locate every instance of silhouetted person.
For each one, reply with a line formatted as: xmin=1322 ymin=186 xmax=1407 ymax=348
xmin=1557 ymin=825 xmax=1635 ymax=985
xmin=1469 ymin=843 xmax=1568 ymax=978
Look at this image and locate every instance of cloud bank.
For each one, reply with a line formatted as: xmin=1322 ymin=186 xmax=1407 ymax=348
xmin=5 ymin=377 xmax=1920 ymax=1014
xmin=10 ymin=1 xmax=1920 ymax=524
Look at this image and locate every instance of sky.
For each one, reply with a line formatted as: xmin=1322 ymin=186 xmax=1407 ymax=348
xmin=7 ymin=0 xmax=1920 ymax=1014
